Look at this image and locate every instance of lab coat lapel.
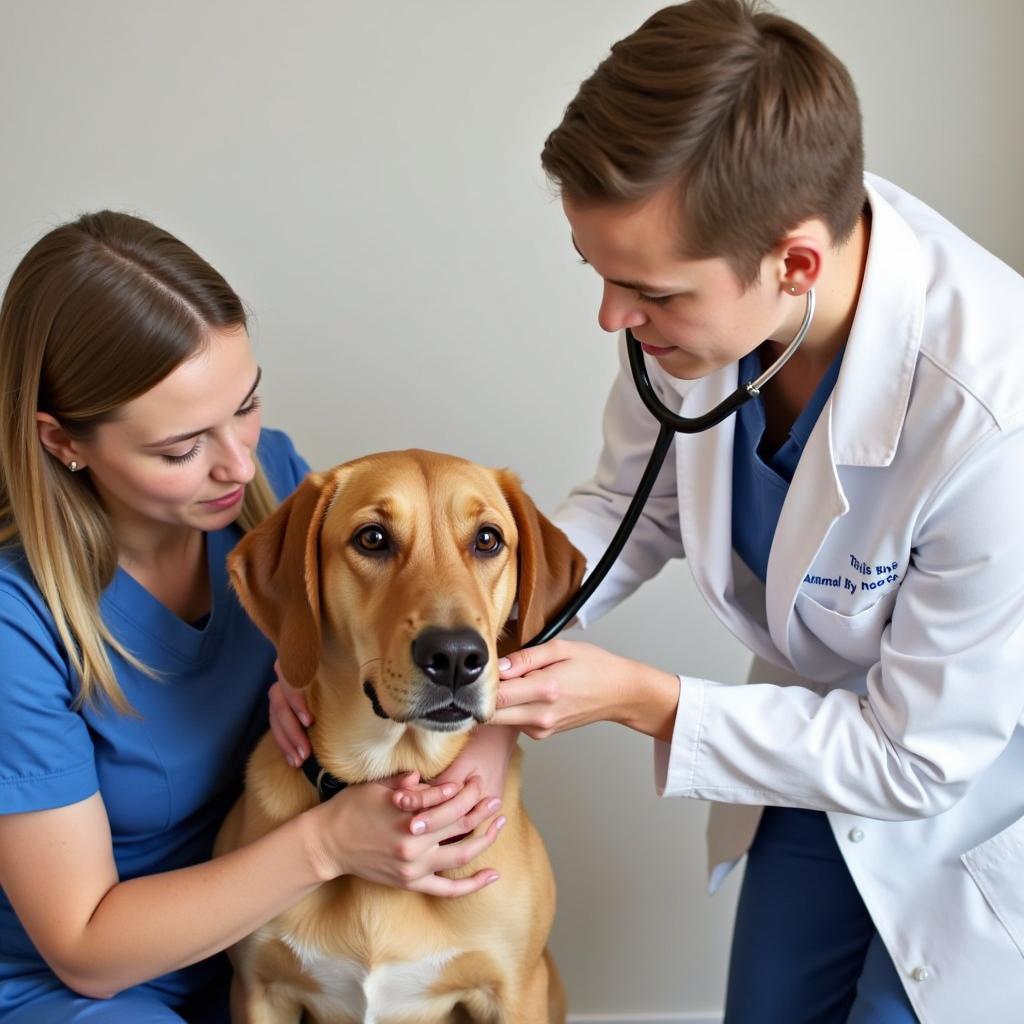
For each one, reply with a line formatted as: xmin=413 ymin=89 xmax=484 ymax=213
xmin=765 ymin=404 xmax=848 ymax=664
xmin=765 ymin=177 xmax=925 ymax=665
xmin=664 ymin=177 xmax=925 ymax=672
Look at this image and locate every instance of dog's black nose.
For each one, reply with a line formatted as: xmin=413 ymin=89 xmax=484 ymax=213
xmin=412 ymin=628 xmax=489 ymax=692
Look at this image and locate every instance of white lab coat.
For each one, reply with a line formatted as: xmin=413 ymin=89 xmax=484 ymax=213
xmin=553 ymin=175 xmax=1024 ymax=1023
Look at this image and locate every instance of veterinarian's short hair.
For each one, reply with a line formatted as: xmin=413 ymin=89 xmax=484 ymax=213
xmin=541 ymin=0 xmax=865 ymax=285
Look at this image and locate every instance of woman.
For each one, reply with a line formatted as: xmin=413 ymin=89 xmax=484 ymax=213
xmin=0 ymin=211 xmax=503 ymax=1023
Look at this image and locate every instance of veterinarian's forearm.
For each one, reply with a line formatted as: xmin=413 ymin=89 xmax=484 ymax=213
xmin=616 ymin=662 xmax=680 ymax=742
xmin=60 ymin=811 xmax=324 ymax=998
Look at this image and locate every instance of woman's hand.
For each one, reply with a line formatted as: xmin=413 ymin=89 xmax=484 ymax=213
xmin=491 ymin=638 xmax=680 ymax=742
xmin=273 ymin=657 xmax=507 ymax=894
xmin=307 ymin=773 xmax=505 ymax=897
xmin=390 ymin=725 xmax=520 ymax=824
xmin=268 ymin=660 xmax=313 ymax=768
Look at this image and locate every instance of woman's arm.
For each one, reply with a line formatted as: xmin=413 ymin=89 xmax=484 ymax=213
xmin=0 ymin=779 xmax=502 ymax=999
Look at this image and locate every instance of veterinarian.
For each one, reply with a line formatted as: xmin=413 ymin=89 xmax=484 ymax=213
xmin=275 ymin=2 xmax=1022 ymax=1022
xmin=0 ymin=212 xmax=505 ymax=1024
xmin=487 ymin=1 xmax=1024 ymax=1021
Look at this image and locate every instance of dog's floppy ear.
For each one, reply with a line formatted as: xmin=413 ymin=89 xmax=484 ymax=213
xmin=497 ymin=469 xmax=586 ymax=655
xmin=228 ymin=469 xmax=342 ymax=689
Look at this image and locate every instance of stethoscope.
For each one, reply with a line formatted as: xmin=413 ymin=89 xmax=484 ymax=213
xmin=525 ymin=288 xmax=816 ymax=648
xmin=309 ymin=290 xmax=815 ymax=797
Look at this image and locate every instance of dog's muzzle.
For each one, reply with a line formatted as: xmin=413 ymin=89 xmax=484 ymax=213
xmin=412 ymin=626 xmax=490 ymax=728
xmin=362 ymin=628 xmax=493 ymax=731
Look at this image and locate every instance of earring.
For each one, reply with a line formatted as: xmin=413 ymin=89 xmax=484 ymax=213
xmin=789 ymin=285 xmax=799 ymax=294
xmin=67 ymin=460 xmax=79 ymax=473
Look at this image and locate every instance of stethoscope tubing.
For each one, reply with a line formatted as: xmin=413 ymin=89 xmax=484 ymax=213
xmin=626 ymin=287 xmax=816 ymax=433
xmin=524 ymin=289 xmax=816 ymax=649
xmin=524 ymin=421 xmax=675 ymax=647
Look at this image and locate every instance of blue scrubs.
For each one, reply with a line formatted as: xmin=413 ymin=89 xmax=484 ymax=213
xmin=0 ymin=428 xmax=309 ymax=1023
xmin=728 ymin=349 xmax=916 ymax=1023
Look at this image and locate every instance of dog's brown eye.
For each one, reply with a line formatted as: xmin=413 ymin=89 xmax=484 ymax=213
xmin=354 ymin=525 xmax=390 ymax=554
xmin=474 ymin=526 xmax=504 ymax=556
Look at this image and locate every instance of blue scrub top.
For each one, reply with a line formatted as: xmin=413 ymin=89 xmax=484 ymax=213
xmin=0 ymin=428 xmax=309 ymax=1014
xmin=732 ymin=344 xmax=844 ymax=581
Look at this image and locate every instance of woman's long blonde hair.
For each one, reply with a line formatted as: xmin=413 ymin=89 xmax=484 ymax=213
xmin=0 ymin=211 xmax=278 ymax=713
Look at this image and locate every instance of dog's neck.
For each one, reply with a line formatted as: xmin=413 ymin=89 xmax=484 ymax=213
xmin=303 ymin=672 xmax=475 ymax=791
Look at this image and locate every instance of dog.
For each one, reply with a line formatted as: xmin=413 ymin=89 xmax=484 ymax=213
xmin=215 ymin=449 xmax=585 ymax=1023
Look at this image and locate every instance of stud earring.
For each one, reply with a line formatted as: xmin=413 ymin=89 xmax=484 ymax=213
xmin=67 ymin=460 xmax=79 ymax=473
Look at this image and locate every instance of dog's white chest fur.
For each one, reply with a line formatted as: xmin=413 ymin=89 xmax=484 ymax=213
xmin=284 ymin=933 xmax=459 ymax=1022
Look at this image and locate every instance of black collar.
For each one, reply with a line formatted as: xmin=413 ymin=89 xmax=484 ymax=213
xmin=301 ymin=750 xmax=467 ymax=843
xmin=299 ymin=682 xmax=387 ymax=802
xmin=300 ymin=752 xmax=348 ymax=802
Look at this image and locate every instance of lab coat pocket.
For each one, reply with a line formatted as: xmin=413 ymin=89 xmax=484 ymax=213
xmin=962 ymin=813 xmax=1024 ymax=959
xmin=793 ymin=590 xmax=896 ymax=668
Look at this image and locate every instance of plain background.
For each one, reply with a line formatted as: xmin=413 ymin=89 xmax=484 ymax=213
xmin=1 ymin=2 xmax=1022 ymax=1019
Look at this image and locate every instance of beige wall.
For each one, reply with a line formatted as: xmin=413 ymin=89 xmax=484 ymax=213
xmin=1 ymin=2 xmax=1020 ymax=1018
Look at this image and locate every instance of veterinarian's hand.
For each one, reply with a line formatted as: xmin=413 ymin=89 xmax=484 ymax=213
xmin=391 ymin=725 xmax=519 ymax=820
xmin=492 ymin=638 xmax=680 ymax=742
xmin=268 ymin=660 xmax=314 ymax=768
xmin=309 ymin=773 xmax=505 ymax=897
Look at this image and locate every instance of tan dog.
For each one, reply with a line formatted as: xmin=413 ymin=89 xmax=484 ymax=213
xmin=215 ymin=449 xmax=585 ymax=1023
